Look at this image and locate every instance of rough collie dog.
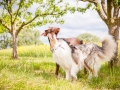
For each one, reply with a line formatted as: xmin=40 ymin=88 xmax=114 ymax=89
xmin=71 ymin=35 xmax=116 ymax=79
xmin=52 ymin=39 xmax=79 ymax=80
xmin=42 ymin=29 xmax=79 ymax=81
xmin=41 ymin=27 xmax=83 ymax=76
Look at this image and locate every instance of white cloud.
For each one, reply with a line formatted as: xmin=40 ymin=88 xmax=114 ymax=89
xmin=35 ymin=1 xmax=117 ymax=44
xmin=39 ymin=9 xmax=108 ymax=44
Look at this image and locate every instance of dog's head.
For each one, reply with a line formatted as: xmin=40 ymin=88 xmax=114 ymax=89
xmin=41 ymin=27 xmax=60 ymax=50
xmin=41 ymin=27 xmax=60 ymax=37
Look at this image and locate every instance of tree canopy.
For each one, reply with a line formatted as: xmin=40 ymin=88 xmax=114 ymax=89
xmin=0 ymin=29 xmax=41 ymax=49
xmin=18 ymin=29 xmax=42 ymax=46
xmin=0 ymin=0 xmax=71 ymax=58
xmin=77 ymin=33 xmax=99 ymax=42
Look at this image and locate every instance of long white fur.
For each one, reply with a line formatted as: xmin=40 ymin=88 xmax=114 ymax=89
xmin=73 ymin=35 xmax=116 ymax=79
xmin=52 ymin=39 xmax=79 ymax=80
xmin=99 ymin=35 xmax=116 ymax=61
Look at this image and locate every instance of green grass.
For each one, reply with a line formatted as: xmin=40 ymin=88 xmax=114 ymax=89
xmin=0 ymin=42 xmax=120 ymax=90
xmin=0 ymin=45 xmax=52 ymax=57
xmin=0 ymin=56 xmax=120 ymax=90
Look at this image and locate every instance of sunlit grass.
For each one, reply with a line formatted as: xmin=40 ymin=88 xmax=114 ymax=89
xmin=0 ymin=56 xmax=120 ymax=90
xmin=0 ymin=40 xmax=120 ymax=90
xmin=0 ymin=44 xmax=52 ymax=57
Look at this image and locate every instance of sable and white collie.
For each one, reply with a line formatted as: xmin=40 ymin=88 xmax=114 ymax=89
xmin=41 ymin=27 xmax=83 ymax=76
xmin=71 ymin=35 xmax=116 ymax=79
xmin=52 ymin=39 xmax=79 ymax=80
xmin=42 ymin=28 xmax=79 ymax=81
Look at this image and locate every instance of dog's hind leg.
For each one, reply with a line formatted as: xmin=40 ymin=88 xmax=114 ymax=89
xmin=84 ymin=63 xmax=93 ymax=79
xmin=84 ymin=59 xmax=93 ymax=79
xmin=93 ymin=61 xmax=101 ymax=78
xmin=88 ymin=70 xmax=93 ymax=79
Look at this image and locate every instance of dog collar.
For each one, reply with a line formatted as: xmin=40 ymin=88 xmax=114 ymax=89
xmin=52 ymin=44 xmax=65 ymax=52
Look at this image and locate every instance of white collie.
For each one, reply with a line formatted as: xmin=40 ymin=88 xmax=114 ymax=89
xmin=52 ymin=39 xmax=79 ymax=80
xmin=46 ymin=32 xmax=79 ymax=81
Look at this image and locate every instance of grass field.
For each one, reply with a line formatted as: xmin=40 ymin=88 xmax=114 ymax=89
xmin=0 ymin=42 xmax=120 ymax=90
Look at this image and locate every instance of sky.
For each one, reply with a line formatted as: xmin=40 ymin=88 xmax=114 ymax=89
xmin=1 ymin=0 xmax=117 ymax=44
xmin=39 ymin=10 xmax=108 ymax=44
xmin=38 ymin=1 xmax=110 ymax=44
xmin=0 ymin=0 xmax=119 ymax=44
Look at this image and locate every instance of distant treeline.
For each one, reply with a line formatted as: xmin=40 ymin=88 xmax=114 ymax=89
xmin=0 ymin=29 xmax=42 ymax=49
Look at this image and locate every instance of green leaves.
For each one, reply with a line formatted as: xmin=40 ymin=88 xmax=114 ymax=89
xmin=113 ymin=0 xmax=120 ymax=6
xmin=0 ymin=0 xmax=71 ymax=31
xmin=118 ymin=0 xmax=120 ymax=6
xmin=35 ymin=9 xmax=42 ymax=16
xmin=18 ymin=29 xmax=41 ymax=46
xmin=77 ymin=33 xmax=99 ymax=42
xmin=34 ymin=0 xmax=43 ymax=4
xmin=77 ymin=7 xmax=86 ymax=13
xmin=77 ymin=3 xmax=92 ymax=13
xmin=0 ymin=24 xmax=6 ymax=33
xmin=69 ymin=7 xmax=76 ymax=13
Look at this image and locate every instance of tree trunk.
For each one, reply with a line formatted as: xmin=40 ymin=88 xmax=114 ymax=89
xmin=108 ymin=24 xmax=119 ymax=68
xmin=12 ymin=30 xmax=18 ymax=59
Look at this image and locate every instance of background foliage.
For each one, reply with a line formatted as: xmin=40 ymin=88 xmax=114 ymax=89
xmin=77 ymin=33 xmax=99 ymax=42
xmin=0 ymin=29 xmax=42 ymax=49
xmin=18 ymin=29 xmax=42 ymax=46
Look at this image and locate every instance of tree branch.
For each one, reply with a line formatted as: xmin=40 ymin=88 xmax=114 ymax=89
xmin=80 ymin=0 xmax=98 ymax=4
xmin=112 ymin=0 xmax=119 ymax=19
xmin=24 ymin=15 xmax=39 ymax=26
xmin=113 ymin=7 xmax=119 ymax=19
xmin=16 ymin=8 xmax=27 ymax=26
xmin=16 ymin=8 xmax=68 ymax=36
xmin=79 ymin=0 xmax=107 ymax=23
xmin=4 ymin=0 xmax=13 ymax=31
xmin=0 ymin=18 xmax=11 ymax=32
xmin=118 ymin=17 xmax=120 ymax=27
xmin=5 ymin=0 xmax=12 ymax=15
xmin=19 ymin=10 xmax=65 ymax=27
xmin=107 ymin=0 xmax=112 ymax=26
xmin=101 ymin=0 xmax=107 ymax=15
xmin=13 ymin=0 xmax=23 ymax=23
xmin=16 ymin=15 xmax=39 ymax=35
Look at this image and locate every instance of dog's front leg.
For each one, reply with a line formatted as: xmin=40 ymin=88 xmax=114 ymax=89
xmin=70 ymin=64 xmax=79 ymax=80
xmin=65 ymin=70 xmax=72 ymax=81
xmin=55 ymin=63 xmax=59 ymax=76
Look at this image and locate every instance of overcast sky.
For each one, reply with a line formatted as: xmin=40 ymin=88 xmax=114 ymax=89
xmin=39 ymin=11 xmax=108 ymax=44
xmin=34 ymin=1 xmax=119 ymax=44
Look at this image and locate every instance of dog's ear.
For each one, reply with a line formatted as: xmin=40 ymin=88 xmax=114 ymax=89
xmin=41 ymin=30 xmax=47 ymax=36
xmin=54 ymin=28 xmax=60 ymax=35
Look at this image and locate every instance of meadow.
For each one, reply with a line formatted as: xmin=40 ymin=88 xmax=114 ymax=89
xmin=0 ymin=42 xmax=120 ymax=90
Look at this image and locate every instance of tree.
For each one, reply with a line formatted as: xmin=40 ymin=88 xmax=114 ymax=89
xmin=0 ymin=0 xmax=69 ymax=59
xmin=18 ymin=29 xmax=42 ymax=46
xmin=0 ymin=24 xmax=6 ymax=33
xmin=77 ymin=33 xmax=99 ymax=42
xmin=78 ymin=0 xmax=120 ymax=67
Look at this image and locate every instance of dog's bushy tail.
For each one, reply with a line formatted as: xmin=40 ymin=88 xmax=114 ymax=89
xmin=99 ymin=35 xmax=116 ymax=61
